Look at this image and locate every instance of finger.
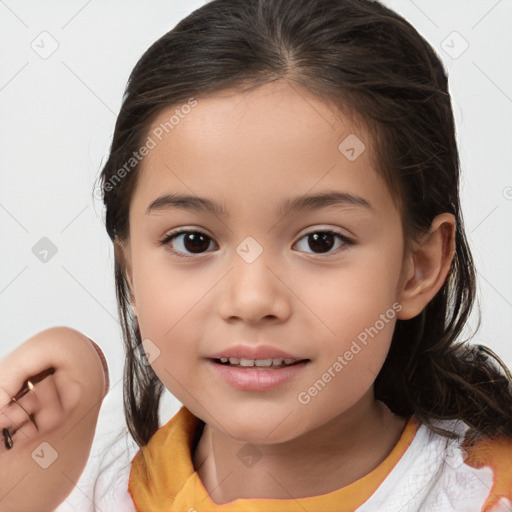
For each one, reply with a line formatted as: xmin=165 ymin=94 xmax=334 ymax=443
xmin=14 ymin=367 xmax=55 ymax=401
xmin=0 ymin=400 xmax=30 ymax=431
xmin=0 ymin=331 xmax=69 ymax=398
xmin=0 ymin=376 xmax=41 ymax=421
xmin=23 ymin=374 xmax=67 ymax=433
xmin=0 ymin=327 xmax=102 ymax=406
xmin=0 ymin=386 xmax=39 ymax=429
xmin=0 ymin=375 xmax=67 ymax=455
xmin=1 ymin=374 xmax=66 ymax=432
xmin=0 ymin=418 xmax=36 ymax=454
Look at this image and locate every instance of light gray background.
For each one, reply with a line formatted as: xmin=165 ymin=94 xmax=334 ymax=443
xmin=0 ymin=0 xmax=511 ymax=505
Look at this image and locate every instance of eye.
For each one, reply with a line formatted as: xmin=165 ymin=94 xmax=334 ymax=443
xmin=294 ymin=230 xmax=353 ymax=255
xmin=159 ymin=229 xmax=216 ymax=257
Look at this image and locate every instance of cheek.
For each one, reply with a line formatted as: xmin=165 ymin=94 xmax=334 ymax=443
xmin=294 ymin=300 xmax=398 ymax=434
xmin=136 ymin=283 xmax=201 ymax=402
xmin=130 ymin=252 xmax=217 ymax=397
xmin=294 ymin=244 xmax=403 ymax=394
xmin=133 ymin=248 xmax=208 ymax=332
xmin=299 ymin=249 xmax=403 ymax=343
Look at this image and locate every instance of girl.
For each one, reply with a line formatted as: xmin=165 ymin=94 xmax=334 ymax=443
xmin=1 ymin=0 xmax=512 ymax=510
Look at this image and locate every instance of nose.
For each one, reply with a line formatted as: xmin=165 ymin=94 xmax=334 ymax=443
xmin=217 ymin=246 xmax=292 ymax=325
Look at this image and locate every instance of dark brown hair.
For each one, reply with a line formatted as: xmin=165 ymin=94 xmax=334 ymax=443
xmin=98 ymin=0 xmax=512 ymax=461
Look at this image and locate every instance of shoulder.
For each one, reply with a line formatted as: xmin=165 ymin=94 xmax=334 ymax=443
xmin=362 ymin=417 xmax=512 ymax=512
xmin=462 ymin=431 xmax=512 ymax=510
xmin=422 ymin=418 xmax=512 ymax=511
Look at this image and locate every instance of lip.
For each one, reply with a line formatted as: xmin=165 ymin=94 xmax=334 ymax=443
xmin=207 ymin=358 xmax=309 ymax=391
xmin=209 ymin=344 xmax=304 ymax=361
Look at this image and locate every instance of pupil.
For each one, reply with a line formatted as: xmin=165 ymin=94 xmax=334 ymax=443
xmin=184 ymin=233 xmax=209 ymax=253
xmin=309 ymin=233 xmax=334 ymax=253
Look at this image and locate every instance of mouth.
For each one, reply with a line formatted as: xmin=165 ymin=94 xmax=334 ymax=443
xmin=213 ymin=357 xmax=309 ymax=369
xmin=208 ymin=356 xmax=309 ymax=391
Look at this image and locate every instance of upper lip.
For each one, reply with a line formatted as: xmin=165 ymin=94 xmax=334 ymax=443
xmin=209 ymin=344 xmax=306 ymax=361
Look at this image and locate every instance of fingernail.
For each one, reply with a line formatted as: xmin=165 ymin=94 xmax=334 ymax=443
xmin=86 ymin=337 xmax=110 ymax=396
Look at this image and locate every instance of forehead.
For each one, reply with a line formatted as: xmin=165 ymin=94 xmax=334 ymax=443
xmin=131 ymin=80 xmax=392 ymax=215
xmin=144 ymin=80 xmax=364 ymax=158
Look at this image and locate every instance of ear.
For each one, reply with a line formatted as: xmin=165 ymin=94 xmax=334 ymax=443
xmin=396 ymin=213 xmax=456 ymax=320
xmin=114 ymin=238 xmax=137 ymax=316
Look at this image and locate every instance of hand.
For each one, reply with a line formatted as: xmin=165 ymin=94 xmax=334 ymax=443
xmin=0 ymin=326 xmax=109 ymax=512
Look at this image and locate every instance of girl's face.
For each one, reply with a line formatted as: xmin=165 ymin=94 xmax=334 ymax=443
xmin=121 ymin=80 xmax=409 ymax=443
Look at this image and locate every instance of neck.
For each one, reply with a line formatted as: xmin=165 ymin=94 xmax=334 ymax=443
xmin=193 ymin=396 xmax=408 ymax=504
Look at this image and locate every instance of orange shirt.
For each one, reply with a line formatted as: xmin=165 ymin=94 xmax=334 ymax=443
xmin=128 ymin=406 xmax=512 ymax=512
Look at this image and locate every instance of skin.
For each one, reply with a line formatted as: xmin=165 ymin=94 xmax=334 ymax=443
xmin=0 ymin=327 xmax=108 ymax=512
xmin=118 ymin=79 xmax=455 ymax=503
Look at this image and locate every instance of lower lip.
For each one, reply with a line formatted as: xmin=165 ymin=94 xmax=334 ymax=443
xmin=207 ymin=359 xmax=309 ymax=391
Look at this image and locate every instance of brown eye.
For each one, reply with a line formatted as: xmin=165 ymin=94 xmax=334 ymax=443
xmin=307 ymin=233 xmax=336 ymax=253
xmin=181 ymin=232 xmax=211 ymax=253
xmin=161 ymin=230 xmax=216 ymax=257
xmin=294 ymin=230 xmax=353 ymax=255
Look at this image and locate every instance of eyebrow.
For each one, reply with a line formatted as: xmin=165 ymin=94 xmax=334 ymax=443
xmin=145 ymin=191 xmax=373 ymax=217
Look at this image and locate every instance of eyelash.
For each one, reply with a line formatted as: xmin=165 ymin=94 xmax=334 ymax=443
xmin=159 ymin=228 xmax=354 ymax=259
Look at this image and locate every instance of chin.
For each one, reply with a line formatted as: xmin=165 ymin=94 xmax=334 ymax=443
xmin=207 ymin=404 xmax=307 ymax=445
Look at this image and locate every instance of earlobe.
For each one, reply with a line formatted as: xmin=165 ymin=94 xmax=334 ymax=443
xmin=396 ymin=213 xmax=456 ymax=320
xmin=114 ymin=239 xmax=137 ymax=315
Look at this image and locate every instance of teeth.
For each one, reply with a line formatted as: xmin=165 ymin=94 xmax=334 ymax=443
xmin=219 ymin=357 xmax=299 ymax=367
xmin=255 ymin=359 xmax=273 ymax=367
